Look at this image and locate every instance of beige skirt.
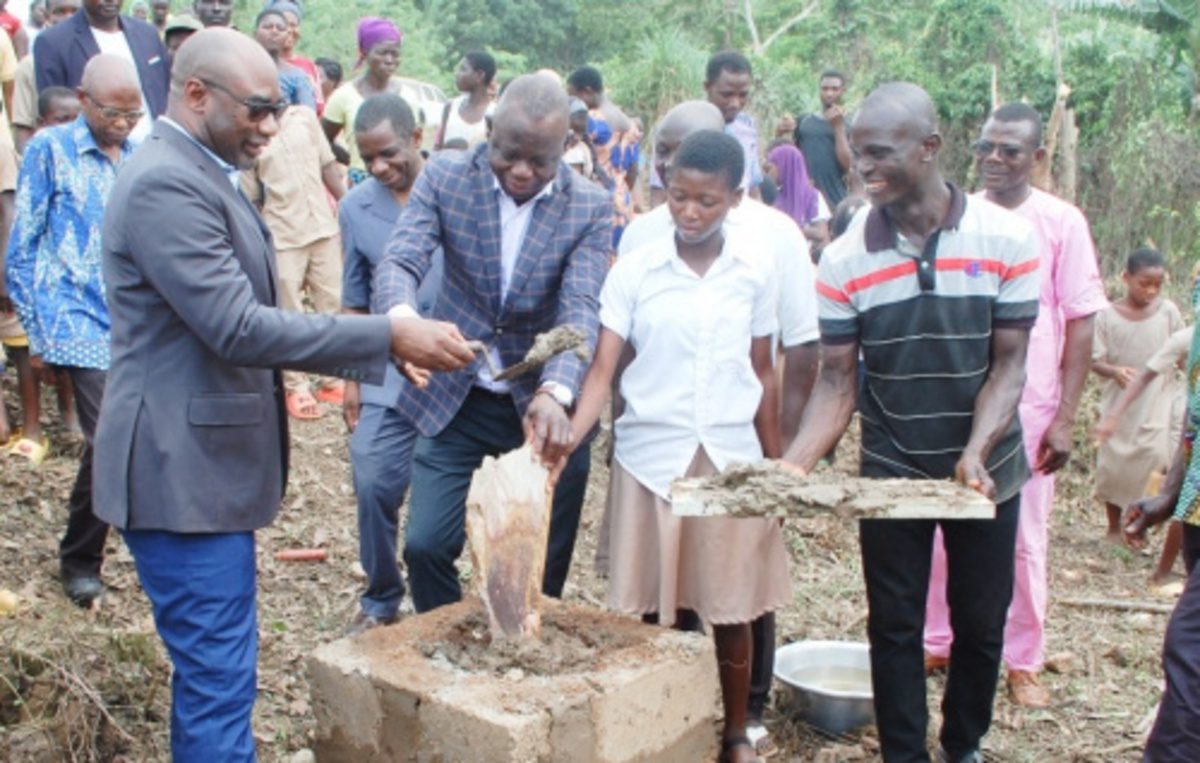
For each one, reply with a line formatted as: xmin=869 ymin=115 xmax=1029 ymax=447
xmin=605 ymin=448 xmax=792 ymax=626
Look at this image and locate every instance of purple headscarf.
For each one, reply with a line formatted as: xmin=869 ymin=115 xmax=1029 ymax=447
xmin=356 ymin=17 xmax=402 ymax=65
xmin=768 ymin=143 xmax=820 ymax=227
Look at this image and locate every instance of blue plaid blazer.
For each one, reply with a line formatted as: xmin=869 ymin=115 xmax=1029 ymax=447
xmin=373 ymin=143 xmax=612 ymax=436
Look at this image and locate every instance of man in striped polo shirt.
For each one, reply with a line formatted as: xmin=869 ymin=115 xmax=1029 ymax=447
xmin=784 ymin=82 xmax=1040 ymax=763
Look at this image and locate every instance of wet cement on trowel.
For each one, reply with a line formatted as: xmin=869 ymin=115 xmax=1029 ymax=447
xmin=675 ymin=462 xmax=990 ymax=520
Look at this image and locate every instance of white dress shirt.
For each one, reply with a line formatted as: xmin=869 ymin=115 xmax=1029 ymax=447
xmin=602 ymin=229 xmax=778 ymax=499
xmin=618 ymin=197 xmax=819 ymax=347
xmin=472 ymin=177 xmax=555 ymax=393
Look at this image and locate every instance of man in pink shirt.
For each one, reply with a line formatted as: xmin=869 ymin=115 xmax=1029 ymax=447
xmin=924 ymin=103 xmax=1109 ymax=708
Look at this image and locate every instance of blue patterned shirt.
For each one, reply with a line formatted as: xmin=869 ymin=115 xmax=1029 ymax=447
xmin=4 ymin=115 xmax=133 ymax=369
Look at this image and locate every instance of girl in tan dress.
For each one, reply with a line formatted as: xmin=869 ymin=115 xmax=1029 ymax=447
xmin=1092 ymin=248 xmax=1184 ymax=539
xmin=564 ymin=131 xmax=790 ymax=763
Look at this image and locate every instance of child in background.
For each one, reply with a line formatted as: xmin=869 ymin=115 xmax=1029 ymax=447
xmin=0 ymin=87 xmax=84 ymax=464
xmin=563 ymin=130 xmax=789 ymax=763
xmin=1093 ymin=247 xmax=1185 ymax=540
xmin=1096 ymin=324 xmax=1192 ymax=587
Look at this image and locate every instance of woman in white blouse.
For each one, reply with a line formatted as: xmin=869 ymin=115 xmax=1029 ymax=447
xmin=565 ymin=130 xmax=791 ymax=763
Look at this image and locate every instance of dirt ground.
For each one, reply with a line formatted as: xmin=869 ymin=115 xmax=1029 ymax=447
xmin=0 ymin=376 xmax=1181 ymax=762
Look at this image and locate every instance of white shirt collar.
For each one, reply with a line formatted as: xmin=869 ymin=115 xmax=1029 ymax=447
xmin=644 ymin=219 xmax=759 ymax=273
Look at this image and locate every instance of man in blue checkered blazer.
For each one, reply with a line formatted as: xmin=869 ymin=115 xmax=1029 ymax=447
xmin=372 ymin=74 xmax=612 ymax=613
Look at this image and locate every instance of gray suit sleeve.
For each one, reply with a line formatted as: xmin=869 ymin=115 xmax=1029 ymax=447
xmin=124 ymin=167 xmax=391 ymax=383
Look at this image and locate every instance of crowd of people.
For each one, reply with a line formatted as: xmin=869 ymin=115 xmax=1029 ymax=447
xmin=0 ymin=2 xmax=1198 ymax=762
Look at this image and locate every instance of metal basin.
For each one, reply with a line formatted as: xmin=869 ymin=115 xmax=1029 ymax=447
xmin=774 ymin=640 xmax=874 ymax=735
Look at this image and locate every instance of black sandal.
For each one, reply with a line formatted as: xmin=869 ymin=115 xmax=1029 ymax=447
xmin=720 ymin=735 xmax=762 ymax=763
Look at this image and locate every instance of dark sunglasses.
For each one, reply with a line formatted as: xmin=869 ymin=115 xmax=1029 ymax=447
xmin=201 ymin=79 xmax=289 ymax=122
xmin=970 ymin=139 xmax=1025 ymax=160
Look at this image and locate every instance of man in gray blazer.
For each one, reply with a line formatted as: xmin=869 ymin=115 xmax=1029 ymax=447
xmin=95 ymin=29 xmax=473 ymax=761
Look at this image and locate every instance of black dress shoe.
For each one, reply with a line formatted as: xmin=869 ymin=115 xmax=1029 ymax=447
xmin=62 ymin=576 xmax=103 ymax=608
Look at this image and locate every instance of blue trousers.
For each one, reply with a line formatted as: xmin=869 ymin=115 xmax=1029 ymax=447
xmin=349 ymin=403 xmax=419 ymax=619
xmin=404 ymin=387 xmax=590 ymax=613
xmin=123 ymin=530 xmax=258 ymax=763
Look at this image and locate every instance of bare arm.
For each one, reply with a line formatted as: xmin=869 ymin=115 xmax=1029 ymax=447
xmin=753 ymin=336 xmax=782 ymax=458
xmin=780 ymin=341 xmax=818 ymax=443
xmin=1124 ymin=405 xmax=1190 ymax=543
xmin=12 ymin=27 xmax=27 ymax=60
xmin=13 ymin=125 xmax=32 ymax=154
xmin=321 ymin=117 xmax=342 ymax=147
xmin=1036 ymin=314 xmax=1094 ymax=473
xmin=782 ymin=341 xmax=858 ymax=471
xmin=2 ymin=80 xmax=12 ymax=126
xmin=321 ymin=161 xmax=346 ymax=201
xmin=1092 ymin=357 xmax=1136 ymax=387
xmin=829 ymin=109 xmax=851 ymax=173
xmin=569 ymin=328 xmax=627 ymax=448
xmin=1095 ymin=367 xmax=1157 ymax=442
xmin=955 ymin=326 xmax=1030 ymax=497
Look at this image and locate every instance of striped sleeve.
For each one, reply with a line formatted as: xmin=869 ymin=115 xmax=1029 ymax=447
xmin=816 ymin=252 xmax=860 ymax=344
xmin=993 ymin=224 xmax=1040 ymax=328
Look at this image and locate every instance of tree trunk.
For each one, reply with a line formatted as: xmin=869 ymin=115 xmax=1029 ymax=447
xmin=465 ymin=444 xmax=552 ymax=639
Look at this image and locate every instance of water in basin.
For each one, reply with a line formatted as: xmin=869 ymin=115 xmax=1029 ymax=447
xmin=786 ymin=664 xmax=872 ymax=695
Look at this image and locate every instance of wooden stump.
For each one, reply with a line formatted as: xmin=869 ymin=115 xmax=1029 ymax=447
xmin=670 ymin=461 xmax=995 ymax=520
xmin=465 ymin=444 xmax=552 ymax=639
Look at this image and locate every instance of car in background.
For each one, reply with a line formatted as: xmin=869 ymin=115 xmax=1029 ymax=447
xmin=395 ymin=78 xmax=449 ymax=147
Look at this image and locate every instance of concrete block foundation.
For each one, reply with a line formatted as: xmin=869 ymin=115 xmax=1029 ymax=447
xmin=309 ymin=597 xmax=718 ymax=762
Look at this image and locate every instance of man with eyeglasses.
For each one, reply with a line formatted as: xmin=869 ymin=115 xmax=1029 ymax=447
xmin=923 ymin=102 xmax=1108 ymax=710
xmin=94 ymin=30 xmax=474 ymax=760
xmin=32 ymin=0 xmax=169 ymax=143
xmin=3 ymin=54 xmax=141 ymax=610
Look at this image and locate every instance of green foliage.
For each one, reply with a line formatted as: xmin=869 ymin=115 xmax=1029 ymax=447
xmin=272 ymin=0 xmax=1197 ymax=278
xmin=235 ymin=0 xmax=450 ymax=88
xmin=601 ymin=27 xmax=709 ymax=122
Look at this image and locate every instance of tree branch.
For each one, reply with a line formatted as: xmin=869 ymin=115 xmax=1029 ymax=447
xmin=758 ymin=1 xmax=821 ymax=54
xmin=742 ymin=0 xmax=762 ymax=51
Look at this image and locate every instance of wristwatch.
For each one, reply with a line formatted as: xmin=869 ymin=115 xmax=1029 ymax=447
xmin=537 ymin=382 xmax=574 ymax=409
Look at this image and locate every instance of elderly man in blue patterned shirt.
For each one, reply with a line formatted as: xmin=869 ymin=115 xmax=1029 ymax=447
xmin=4 ymin=54 xmax=142 ymax=608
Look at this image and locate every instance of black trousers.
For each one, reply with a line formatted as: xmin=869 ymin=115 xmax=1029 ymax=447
xmin=58 ymin=367 xmax=108 ymax=579
xmin=860 ymin=494 xmax=1019 ymax=763
xmin=1143 ymin=523 xmax=1200 ymax=762
xmin=403 ymin=388 xmax=590 ymax=613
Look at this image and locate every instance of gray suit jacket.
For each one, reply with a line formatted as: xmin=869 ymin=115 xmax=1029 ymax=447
xmin=95 ymin=121 xmax=391 ymax=533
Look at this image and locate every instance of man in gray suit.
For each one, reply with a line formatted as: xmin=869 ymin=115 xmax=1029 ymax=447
xmin=95 ymin=29 xmax=474 ymax=761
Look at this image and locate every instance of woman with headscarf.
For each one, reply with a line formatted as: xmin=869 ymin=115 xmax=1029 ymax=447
xmin=766 ymin=142 xmax=829 ymax=247
xmin=321 ymin=17 xmax=404 ymax=184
